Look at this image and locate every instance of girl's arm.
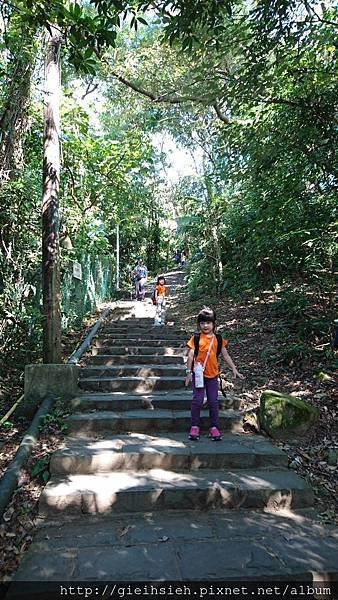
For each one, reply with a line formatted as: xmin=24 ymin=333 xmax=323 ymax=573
xmin=185 ymin=348 xmax=194 ymax=386
xmin=221 ymin=347 xmax=244 ymax=379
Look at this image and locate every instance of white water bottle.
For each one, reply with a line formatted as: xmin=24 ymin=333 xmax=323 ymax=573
xmin=194 ymin=362 xmax=204 ymax=388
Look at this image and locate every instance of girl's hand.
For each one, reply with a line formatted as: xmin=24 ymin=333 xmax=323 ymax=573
xmin=185 ymin=373 xmax=192 ymax=387
xmin=232 ymin=369 xmax=244 ymax=379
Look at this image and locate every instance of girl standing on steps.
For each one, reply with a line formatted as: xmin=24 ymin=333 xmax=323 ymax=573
xmin=154 ymin=275 xmax=167 ymax=326
xmin=185 ymin=307 xmax=244 ymax=441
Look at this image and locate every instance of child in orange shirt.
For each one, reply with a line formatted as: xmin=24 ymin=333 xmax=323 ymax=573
xmin=185 ymin=307 xmax=244 ymax=441
xmin=154 ymin=275 xmax=167 ymax=326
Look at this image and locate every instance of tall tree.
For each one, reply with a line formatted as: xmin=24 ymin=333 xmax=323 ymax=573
xmin=42 ymin=25 xmax=62 ymax=363
xmin=0 ymin=8 xmax=37 ymax=185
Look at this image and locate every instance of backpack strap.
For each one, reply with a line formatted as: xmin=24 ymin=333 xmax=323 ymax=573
xmin=193 ymin=332 xmax=200 ymax=358
xmin=216 ymin=333 xmax=223 ymax=357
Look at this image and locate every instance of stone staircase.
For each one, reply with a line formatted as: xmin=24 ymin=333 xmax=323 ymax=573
xmin=39 ymin=308 xmax=315 ymax=518
xmin=11 ymin=275 xmax=338 ymax=586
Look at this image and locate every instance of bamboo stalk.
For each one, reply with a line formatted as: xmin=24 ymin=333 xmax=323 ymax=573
xmin=0 ymin=394 xmax=24 ymax=427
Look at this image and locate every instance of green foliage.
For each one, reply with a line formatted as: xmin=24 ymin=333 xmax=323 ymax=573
xmin=262 ymin=342 xmax=313 ymax=368
xmin=258 ymin=283 xmax=336 ymax=366
xmin=2 ymin=0 xmax=229 ymax=75
xmin=273 ymin=287 xmax=334 ymax=339
xmin=156 ymin=2 xmax=337 ymax=351
xmin=1 ymin=0 xmax=336 ymax=383
xmin=39 ymin=410 xmax=69 ymax=434
xmin=187 ymin=257 xmax=217 ymax=300
xmin=1 ymin=63 xmax=170 ymax=372
xmin=0 ymin=170 xmax=43 ymax=370
xmin=30 ymin=456 xmax=50 ymax=482
xmin=1 ymin=421 xmax=14 ymax=429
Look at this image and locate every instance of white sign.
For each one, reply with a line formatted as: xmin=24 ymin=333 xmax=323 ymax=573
xmin=72 ymin=262 xmax=82 ymax=280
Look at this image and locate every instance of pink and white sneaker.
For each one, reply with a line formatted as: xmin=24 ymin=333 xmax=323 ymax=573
xmin=189 ymin=426 xmax=200 ymax=441
xmin=209 ymin=426 xmax=222 ymax=441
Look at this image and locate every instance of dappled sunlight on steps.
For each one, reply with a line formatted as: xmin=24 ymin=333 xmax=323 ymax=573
xmin=12 ymin=271 xmax=338 ymax=584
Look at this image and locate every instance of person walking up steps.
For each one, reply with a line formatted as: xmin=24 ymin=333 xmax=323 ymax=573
xmin=185 ymin=307 xmax=244 ymax=441
xmin=132 ymin=258 xmax=148 ymax=301
xmin=154 ymin=275 xmax=167 ymax=326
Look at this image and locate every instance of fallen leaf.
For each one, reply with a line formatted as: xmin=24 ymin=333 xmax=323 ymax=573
xmin=298 ymin=450 xmax=311 ymax=460
xmin=118 ymin=525 xmax=131 ymax=537
xmin=3 ymin=508 xmax=14 ymax=522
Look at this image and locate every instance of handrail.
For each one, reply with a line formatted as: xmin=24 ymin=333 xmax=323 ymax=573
xmin=0 ymin=301 xmax=117 ymax=518
xmin=67 ymin=303 xmax=115 ymax=364
xmin=0 ymin=393 xmax=54 ymax=517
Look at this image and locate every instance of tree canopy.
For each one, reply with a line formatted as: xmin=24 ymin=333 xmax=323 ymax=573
xmin=0 ymin=0 xmax=337 ymax=372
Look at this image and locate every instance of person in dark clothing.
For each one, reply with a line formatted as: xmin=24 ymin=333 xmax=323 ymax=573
xmin=173 ymin=249 xmax=182 ymax=266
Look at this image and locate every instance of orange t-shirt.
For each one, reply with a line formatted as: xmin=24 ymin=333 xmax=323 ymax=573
xmin=156 ymin=284 xmax=167 ymax=297
xmin=187 ymin=333 xmax=228 ymax=378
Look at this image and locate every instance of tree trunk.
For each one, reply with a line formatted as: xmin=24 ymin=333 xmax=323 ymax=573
xmin=42 ymin=26 xmax=62 ymax=363
xmin=204 ymin=173 xmax=223 ymax=293
xmin=212 ymin=225 xmax=223 ymax=294
xmin=0 ymin=47 xmax=35 ymax=185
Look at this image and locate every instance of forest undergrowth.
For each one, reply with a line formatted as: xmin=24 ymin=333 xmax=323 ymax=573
xmin=170 ymin=275 xmax=338 ymax=526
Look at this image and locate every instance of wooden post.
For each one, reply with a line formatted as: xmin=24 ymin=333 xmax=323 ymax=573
xmin=42 ymin=25 xmax=62 ymax=363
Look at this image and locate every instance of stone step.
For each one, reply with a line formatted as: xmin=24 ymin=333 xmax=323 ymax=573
xmin=79 ymin=365 xmax=186 ymax=379
xmin=50 ymin=432 xmax=288 ymax=475
xmin=87 ymin=354 xmax=185 ymax=365
xmin=39 ymin=467 xmax=314 ymax=516
xmin=12 ymin=509 xmax=338 ymax=583
xmin=71 ymin=391 xmax=241 ymax=411
xmin=97 ymin=332 xmax=187 ymax=341
xmin=103 ymin=326 xmax=185 ymax=334
xmin=93 ymin=338 xmax=186 ymax=348
xmin=91 ymin=346 xmax=186 ymax=356
xmin=111 ymin=318 xmax=154 ymax=324
xmin=79 ymin=375 xmax=185 ymax=393
xmin=67 ymin=409 xmax=243 ymax=435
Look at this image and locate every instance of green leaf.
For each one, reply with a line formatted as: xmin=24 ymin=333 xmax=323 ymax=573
xmin=42 ymin=470 xmax=50 ymax=482
xmin=31 ymin=458 xmax=49 ymax=477
xmin=73 ymin=2 xmax=82 ymax=18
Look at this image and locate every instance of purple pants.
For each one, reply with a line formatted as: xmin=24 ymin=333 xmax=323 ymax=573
xmin=191 ymin=375 xmax=219 ymax=428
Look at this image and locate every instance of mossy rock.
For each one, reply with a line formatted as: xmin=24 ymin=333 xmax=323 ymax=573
xmin=259 ymin=390 xmax=319 ymax=439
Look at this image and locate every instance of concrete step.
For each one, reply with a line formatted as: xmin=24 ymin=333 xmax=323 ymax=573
xmin=91 ymin=346 xmax=186 ymax=356
xmin=103 ymin=326 xmax=185 ymax=334
xmin=93 ymin=338 xmax=186 ymax=348
xmin=67 ymin=409 xmax=243 ymax=435
xmin=111 ymin=318 xmax=154 ymax=324
xmin=39 ymin=468 xmax=314 ymax=516
xmin=71 ymin=391 xmax=241 ymax=411
xmin=79 ymin=375 xmax=185 ymax=393
xmin=12 ymin=509 xmax=338 ymax=583
xmin=97 ymin=332 xmax=187 ymax=341
xmin=87 ymin=354 xmax=185 ymax=365
xmin=50 ymin=432 xmax=288 ymax=475
xmin=79 ymin=365 xmax=186 ymax=378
